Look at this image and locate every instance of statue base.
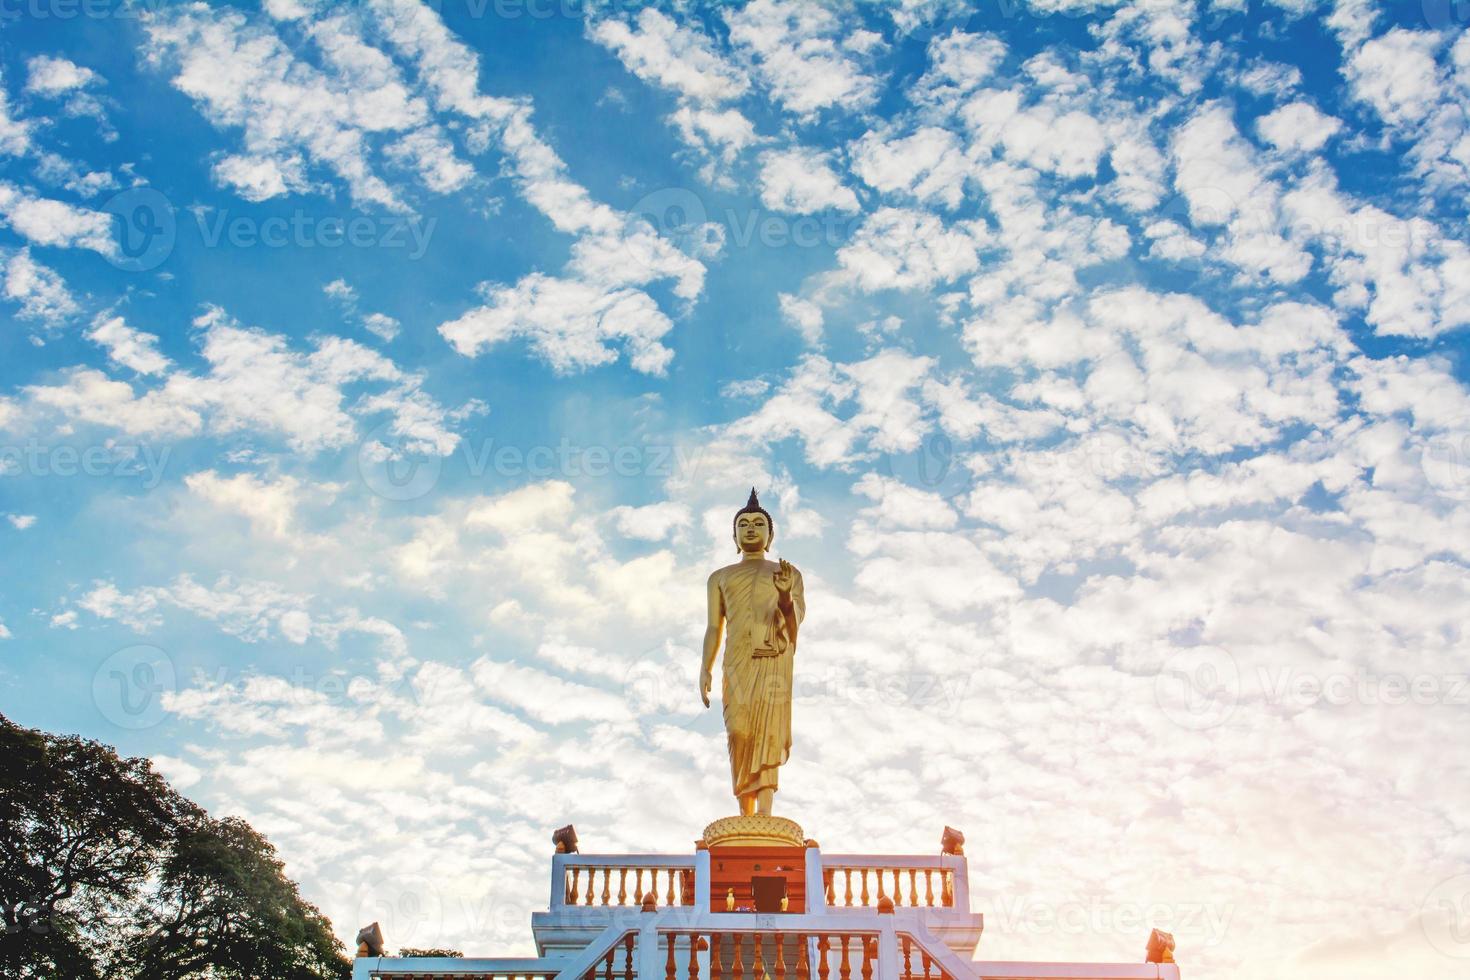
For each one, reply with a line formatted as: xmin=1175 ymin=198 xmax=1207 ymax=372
xmin=701 ymin=814 xmax=805 ymax=848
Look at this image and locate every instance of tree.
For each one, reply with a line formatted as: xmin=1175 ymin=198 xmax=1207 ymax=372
xmin=0 ymin=714 xmax=351 ymax=980
xmin=128 ymin=817 xmax=349 ymax=980
xmin=0 ymin=714 xmax=189 ymax=979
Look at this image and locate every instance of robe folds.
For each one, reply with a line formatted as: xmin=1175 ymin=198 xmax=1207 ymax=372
xmin=711 ymin=558 xmax=806 ymax=797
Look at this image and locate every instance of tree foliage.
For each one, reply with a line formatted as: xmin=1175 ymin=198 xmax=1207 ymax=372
xmin=0 ymin=713 xmax=351 ymax=980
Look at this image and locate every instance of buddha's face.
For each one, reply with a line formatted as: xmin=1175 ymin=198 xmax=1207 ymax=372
xmin=735 ymin=512 xmax=771 ymax=554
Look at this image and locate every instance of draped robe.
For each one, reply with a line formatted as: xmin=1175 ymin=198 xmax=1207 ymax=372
xmin=709 ymin=558 xmax=806 ymax=797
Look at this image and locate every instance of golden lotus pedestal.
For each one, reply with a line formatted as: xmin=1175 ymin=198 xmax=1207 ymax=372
xmin=701 ymin=814 xmax=805 ymax=848
xmin=700 ymin=816 xmax=808 ymax=913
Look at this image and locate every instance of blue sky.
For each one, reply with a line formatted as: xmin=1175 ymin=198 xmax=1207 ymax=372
xmin=3 ymin=1 xmax=1470 ymax=977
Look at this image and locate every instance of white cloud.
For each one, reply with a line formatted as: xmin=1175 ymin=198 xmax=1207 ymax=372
xmin=26 ymin=368 xmax=202 ymax=440
xmin=852 ymin=126 xmax=970 ymax=209
xmin=668 ymin=104 xmax=759 ymax=165
xmin=2 ymin=249 xmax=80 ymax=324
xmin=588 ymin=9 xmax=758 ymax=178
xmin=1234 ymin=58 xmax=1302 ymax=95
xmin=142 ymin=4 xmax=471 ymax=209
xmin=918 ymin=29 xmax=1008 ymax=103
xmin=721 ymin=378 xmax=770 ymax=399
xmin=1343 ymin=28 xmax=1443 ymax=126
xmin=591 ymin=9 xmax=748 ymax=104
xmin=1282 ymin=167 xmax=1470 ymax=338
xmin=324 ymin=278 xmax=399 ymax=342
xmin=471 ymin=658 xmax=628 ymax=724
xmin=32 ymin=154 xmax=118 ymax=199
xmin=86 ymin=315 xmax=170 ymax=375
xmin=610 ymin=501 xmax=692 ymax=541
xmin=0 ymin=182 xmax=114 ymax=255
xmin=778 ymin=293 xmax=824 ymax=346
xmin=1143 ymin=219 xmax=1207 ymax=262
xmin=323 ymin=278 xmax=357 ymax=304
xmin=343 ymin=1 xmax=710 ymax=375
xmin=1257 ymin=101 xmax=1342 ymax=153
xmin=720 ymin=349 xmax=935 ymax=467
xmin=1170 ymin=103 xmax=1312 ymax=284
xmin=74 ymin=573 xmax=406 ymax=656
xmin=184 ymin=470 xmax=308 ymax=539
xmin=23 ymin=55 xmax=110 ymax=132
xmin=151 ymin=755 xmax=202 ymax=790
xmin=757 ymin=148 xmax=860 ymax=214
xmin=0 ymin=72 xmax=31 ymax=157
xmin=361 ymin=312 xmax=400 ymax=342
xmin=725 ymin=0 xmax=881 ymax=119
xmin=853 ymin=472 xmax=959 ymax=531
xmin=440 ymin=273 xmax=675 ymax=376
xmin=7 ymin=514 xmax=37 ymax=530
xmin=994 ymin=103 xmax=1109 ymax=179
xmin=24 ymin=56 xmax=100 ymax=96
xmin=835 ymin=207 xmax=986 ymax=292
xmin=25 ymin=306 xmax=459 ymax=454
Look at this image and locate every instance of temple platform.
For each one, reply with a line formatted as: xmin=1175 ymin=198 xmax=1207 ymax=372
xmin=351 ymin=828 xmax=1181 ymax=980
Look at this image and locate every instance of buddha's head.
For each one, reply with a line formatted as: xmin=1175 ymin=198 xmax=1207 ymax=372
xmin=732 ymin=487 xmax=774 ymax=555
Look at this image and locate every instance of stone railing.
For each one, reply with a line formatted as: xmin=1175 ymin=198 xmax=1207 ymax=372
xmin=580 ymin=930 xmax=639 ymax=980
xmin=553 ymin=854 xmax=700 ymax=910
xmin=818 ymin=856 xmax=967 ymax=911
xmin=656 ymin=925 xmax=884 ymax=980
xmin=897 ymin=934 xmax=956 ymax=980
xmin=362 ymin=957 xmax=563 ymax=980
xmin=357 ymin=907 xmax=1179 ymax=980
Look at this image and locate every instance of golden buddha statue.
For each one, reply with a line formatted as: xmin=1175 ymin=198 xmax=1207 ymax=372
xmin=700 ymin=488 xmax=805 ymax=818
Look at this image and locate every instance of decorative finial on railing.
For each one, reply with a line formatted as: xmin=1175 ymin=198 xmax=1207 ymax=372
xmin=1146 ymin=929 xmax=1176 ymax=964
xmin=356 ymin=922 xmax=385 ymax=958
